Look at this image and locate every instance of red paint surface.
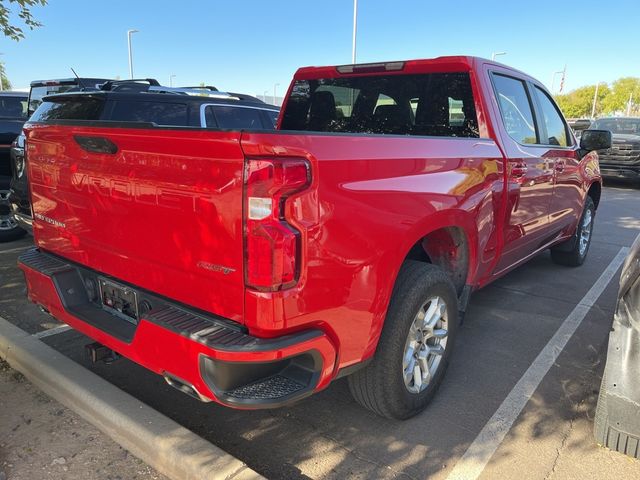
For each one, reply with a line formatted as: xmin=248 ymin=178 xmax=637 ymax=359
xmin=22 ymin=56 xmax=601 ymax=397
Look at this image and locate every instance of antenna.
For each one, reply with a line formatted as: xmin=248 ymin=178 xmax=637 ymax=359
xmin=70 ymin=68 xmax=88 ymax=90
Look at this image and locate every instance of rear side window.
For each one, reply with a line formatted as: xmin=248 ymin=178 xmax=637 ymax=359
xmin=492 ymin=74 xmax=537 ymax=144
xmin=281 ymin=72 xmax=479 ymax=137
xmin=534 ymin=87 xmax=570 ymax=147
xmin=205 ymin=106 xmax=265 ymax=129
xmin=108 ymin=101 xmax=188 ymax=126
xmin=30 ymin=98 xmax=105 ymax=122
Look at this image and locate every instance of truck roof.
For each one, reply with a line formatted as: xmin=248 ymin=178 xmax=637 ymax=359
xmin=293 ymin=55 xmax=533 ymax=82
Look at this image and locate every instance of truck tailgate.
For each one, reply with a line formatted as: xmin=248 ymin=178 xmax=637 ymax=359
xmin=25 ymin=125 xmax=246 ymax=323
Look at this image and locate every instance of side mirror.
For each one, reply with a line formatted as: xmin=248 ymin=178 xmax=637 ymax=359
xmin=580 ymin=129 xmax=612 ymax=152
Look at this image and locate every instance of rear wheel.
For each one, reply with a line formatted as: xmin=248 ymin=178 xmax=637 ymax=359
xmin=0 ymin=177 xmax=25 ymax=243
xmin=551 ymin=196 xmax=595 ymax=267
xmin=348 ymin=261 xmax=458 ymax=419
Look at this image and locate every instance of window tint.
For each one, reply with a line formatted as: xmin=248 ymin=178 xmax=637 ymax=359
xmin=534 ymin=87 xmax=569 ymax=146
xmin=0 ymin=96 xmax=28 ymax=119
xmin=206 ymin=106 xmax=264 ymax=129
xmin=281 ymin=72 xmax=478 ymax=137
xmin=109 ymin=101 xmax=188 ymax=126
xmin=30 ymin=98 xmax=105 ymax=122
xmin=265 ymin=109 xmax=279 ymax=128
xmin=492 ymin=74 xmax=537 ymax=144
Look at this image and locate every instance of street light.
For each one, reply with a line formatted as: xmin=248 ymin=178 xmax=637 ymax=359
xmin=170 ymin=74 xmax=176 ymax=87
xmin=273 ymin=83 xmax=280 ymax=106
xmin=591 ymin=82 xmax=606 ymax=119
xmin=127 ymin=29 xmax=139 ymax=79
xmin=352 ymin=0 xmax=358 ymax=63
xmin=263 ymin=90 xmax=269 ymax=104
xmin=491 ymin=52 xmax=506 ymax=61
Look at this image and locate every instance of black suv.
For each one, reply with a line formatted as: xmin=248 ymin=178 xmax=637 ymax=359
xmin=0 ymin=91 xmax=29 ymax=242
xmin=9 ymin=80 xmax=280 ymax=236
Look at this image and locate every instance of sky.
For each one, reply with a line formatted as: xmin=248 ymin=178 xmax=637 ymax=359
xmin=2 ymin=0 xmax=639 ymax=97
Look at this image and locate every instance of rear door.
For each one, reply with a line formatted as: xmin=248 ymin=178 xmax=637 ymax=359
xmin=488 ymin=71 xmax=556 ymax=274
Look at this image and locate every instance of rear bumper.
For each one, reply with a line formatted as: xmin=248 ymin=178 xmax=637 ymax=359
xmin=19 ymin=248 xmax=337 ymax=408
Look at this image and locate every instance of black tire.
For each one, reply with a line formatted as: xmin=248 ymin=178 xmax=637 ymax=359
xmin=348 ymin=261 xmax=458 ymax=419
xmin=0 ymin=177 xmax=26 ymax=243
xmin=551 ymin=196 xmax=595 ymax=267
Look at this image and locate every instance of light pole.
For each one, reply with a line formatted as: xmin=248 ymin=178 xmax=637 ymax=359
xmin=352 ymin=0 xmax=358 ymax=63
xmin=127 ymin=29 xmax=139 ymax=79
xmin=170 ymin=74 xmax=176 ymax=87
xmin=591 ymin=82 xmax=605 ymax=119
xmin=551 ymin=70 xmax=563 ymax=93
xmin=491 ymin=51 xmax=506 ymax=61
xmin=263 ymin=90 xmax=269 ymax=104
xmin=273 ymin=83 xmax=280 ymax=105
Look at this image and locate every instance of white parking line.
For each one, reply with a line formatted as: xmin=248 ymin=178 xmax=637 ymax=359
xmin=446 ymin=247 xmax=629 ymax=480
xmin=32 ymin=324 xmax=71 ymax=339
xmin=0 ymin=245 xmax=31 ymax=255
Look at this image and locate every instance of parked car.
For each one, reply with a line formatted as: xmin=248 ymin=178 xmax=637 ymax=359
xmin=18 ymin=56 xmax=609 ymax=419
xmin=589 ymin=117 xmax=640 ymax=181
xmin=595 ymin=233 xmax=640 ymax=458
xmin=9 ymin=80 xmax=279 ymax=235
xmin=0 ymin=91 xmax=28 ymax=242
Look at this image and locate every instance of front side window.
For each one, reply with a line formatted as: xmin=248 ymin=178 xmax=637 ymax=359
xmin=492 ymin=74 xmax=537 ymax=145
xmin=534 ymin=87 xmax=569 ymax=147
xmin=281 ymin=72 xmax=479 ymax=137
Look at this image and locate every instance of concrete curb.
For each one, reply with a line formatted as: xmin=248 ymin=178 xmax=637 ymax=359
xmin=0 ymin=317 xmax=265 ymax=480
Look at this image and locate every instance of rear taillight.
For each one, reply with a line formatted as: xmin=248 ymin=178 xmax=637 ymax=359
xmin=244 ymin=158 xmax=311 ymax=291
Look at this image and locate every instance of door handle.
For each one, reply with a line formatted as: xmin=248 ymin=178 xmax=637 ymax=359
xmin=510 ymin=163 xmax=528 ymax=178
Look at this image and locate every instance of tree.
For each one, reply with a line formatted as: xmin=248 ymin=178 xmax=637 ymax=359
xmin=555 ymin=84 xmax=610 ymax=118
xmin=0 ymin=0 xmax=47 ymax=41
xmin=601 ymin=77 xmax=640 ymax=115
xmin=0 ymin=61 xmax=11 ymax=90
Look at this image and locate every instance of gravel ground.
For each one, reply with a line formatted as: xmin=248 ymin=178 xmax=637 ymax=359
xmin=0 ymin=358 xmax=167 ymax=480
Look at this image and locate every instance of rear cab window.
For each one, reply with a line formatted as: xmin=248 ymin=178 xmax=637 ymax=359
xmin=281 ymin=72 xmax=479 ymax=137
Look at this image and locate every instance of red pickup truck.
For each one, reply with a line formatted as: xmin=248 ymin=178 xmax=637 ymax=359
xmin=19 ymin=56 xmax=611 ymax=419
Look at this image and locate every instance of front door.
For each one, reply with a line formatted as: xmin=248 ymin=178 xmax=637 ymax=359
xmin=489 ymin=72 xmax=556 ymax=274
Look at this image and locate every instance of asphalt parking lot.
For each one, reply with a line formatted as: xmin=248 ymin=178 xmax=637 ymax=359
xmin=1 ymin=182 xmax=640 ymax=480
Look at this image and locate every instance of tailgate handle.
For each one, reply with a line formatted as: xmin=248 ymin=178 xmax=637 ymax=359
xmin=74 ymin=135 xmax=118 ymax=154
